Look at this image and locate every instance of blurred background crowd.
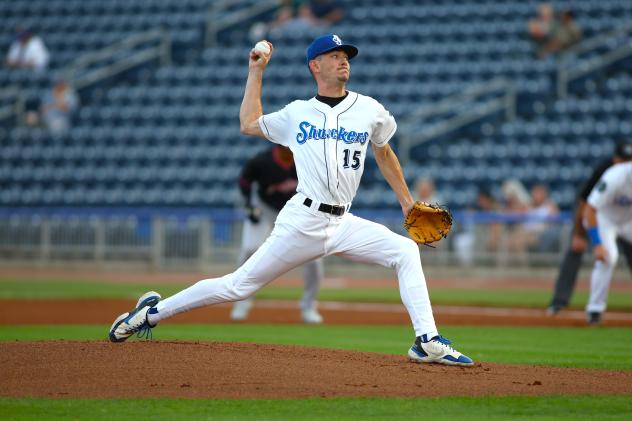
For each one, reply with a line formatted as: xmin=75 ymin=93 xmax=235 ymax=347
xmin=1 ymin=0 xmax=631 ymax=272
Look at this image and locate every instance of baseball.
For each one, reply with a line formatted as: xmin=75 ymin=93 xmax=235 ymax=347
xmin=254 ymin=41 xmax=270 ymax=55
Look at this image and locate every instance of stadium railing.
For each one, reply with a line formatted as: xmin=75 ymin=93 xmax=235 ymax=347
xmin=0 ymin=87 xmax=25 ymax=126
xmin=557 ymin=22 xmax=632 ymax=98
xmin=205 ymin=0 xmax=280 ymax=48
xmin=397 ymin=78 xmax=516 ymax=165
xmin=61 ymin=28 xmax=172 ymax=91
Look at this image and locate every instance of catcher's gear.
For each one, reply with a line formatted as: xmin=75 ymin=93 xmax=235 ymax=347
xmin=403 ymin=201 xmax=453 ymax=245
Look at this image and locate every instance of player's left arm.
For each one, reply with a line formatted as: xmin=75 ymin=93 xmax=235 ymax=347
xmin=372 ymin=143 xmax=415 ymax=216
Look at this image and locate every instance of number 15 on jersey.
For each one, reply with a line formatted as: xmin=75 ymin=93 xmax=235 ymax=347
xmin=343 ymin=149 xmax=361 ymax=170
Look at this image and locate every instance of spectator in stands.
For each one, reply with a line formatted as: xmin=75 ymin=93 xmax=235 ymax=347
xmin=528 ymin=4 xmax=582 ymax=58
xmin=251 ymin=0 xmax=345 ymax=41
xmin=541 ymin=9 xmax=582 ymax=56
xmin=41 ymin=80 xmax=79 ymax=134
xmin=500 ymin=179 xmax=532 ymax=257
xmin=501 ymin=178 xmax=531 ymax=213
xmin=477 ymin=189 xmax=502 ymax=252
xmin=453 ymin=189 xmax=502 ymax=266
xmin=523 ymin=184 xmax=561 ymax=253
xmin=4 ymin=28 xmax=49 ymax=71
xmin=297 ymin=0 xmax=345 ymax=27
xmin=528 ymin=3 xmax=557 ymax=53
xmin=413 ymin=177 xmax=442 ymax=204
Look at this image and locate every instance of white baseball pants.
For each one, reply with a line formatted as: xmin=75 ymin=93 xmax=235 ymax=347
xmin=586 ymin=215 xmax=632 ymax=313
xmin=150 ymin=193 xmax=438 ymax=338
xmin=237 ymin=201 xmax=322 ymax=311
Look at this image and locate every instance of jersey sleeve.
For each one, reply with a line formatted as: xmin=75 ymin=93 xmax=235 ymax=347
xmin=258 ymin=106 xmax=290 ymax=146
xmin=370 ymin=104 xmax=397 ymax=147
xmin=579 ymin=160 xmax=611 ymax=201
xmin=587 ymin=166 xmax=623 ymax=210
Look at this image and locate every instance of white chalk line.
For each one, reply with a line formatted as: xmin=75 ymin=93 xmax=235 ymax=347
xmin=254 ymin=300 xmax=632 ymax=322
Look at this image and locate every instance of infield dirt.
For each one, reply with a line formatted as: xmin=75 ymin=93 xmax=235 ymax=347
xmin=2 ymin=340 xmax=632 ymax=399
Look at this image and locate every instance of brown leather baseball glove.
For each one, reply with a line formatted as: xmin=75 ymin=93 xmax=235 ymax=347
xmin=403 ymin=201 xmax=453 ymax=245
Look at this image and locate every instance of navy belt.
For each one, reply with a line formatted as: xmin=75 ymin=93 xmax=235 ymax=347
xmin=303 ymin=198 xmax=346 ymax=216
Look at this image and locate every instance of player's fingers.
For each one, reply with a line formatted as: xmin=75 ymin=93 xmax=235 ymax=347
xmin=250 ymin=48 xmax=269 ymax=63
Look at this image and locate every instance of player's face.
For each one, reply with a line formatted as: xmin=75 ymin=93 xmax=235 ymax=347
xmin=318 ymin=50 xmax=350 ymax=83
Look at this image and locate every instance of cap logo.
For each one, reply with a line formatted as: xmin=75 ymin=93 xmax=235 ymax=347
xmin=332 ymin=35 xmax=342 ymax=45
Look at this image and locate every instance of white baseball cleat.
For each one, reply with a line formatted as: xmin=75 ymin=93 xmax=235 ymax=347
xmin=408 ymin=335 xmax=474 ymax=366
xmin=109 ymin=291 xmax=161 ymax=342
xmin=301 ymin=307 xmax=323 ymax=324
xmin=230 ymin=299 xmax=253 ymax=321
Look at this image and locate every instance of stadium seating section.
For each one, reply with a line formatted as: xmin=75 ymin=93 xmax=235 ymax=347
xmin=1 ymin=0 xmax=632 ymax=209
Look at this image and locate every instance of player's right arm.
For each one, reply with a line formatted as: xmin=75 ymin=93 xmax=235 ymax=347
xmin=240 ymin=41 xmax=273 ymax=138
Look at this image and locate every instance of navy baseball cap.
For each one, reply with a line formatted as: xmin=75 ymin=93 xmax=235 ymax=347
xmin=306 ymin=34 xmax=358 ymax=64
xmin=615 ymin=140 xmax=632 ymax=158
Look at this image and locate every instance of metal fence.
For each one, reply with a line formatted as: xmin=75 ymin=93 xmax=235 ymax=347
xmin=0 ymin=207 xmax=587 ymax=273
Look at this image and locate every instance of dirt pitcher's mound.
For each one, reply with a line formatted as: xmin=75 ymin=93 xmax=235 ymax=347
xmin=2 ymin=341 xmax=632 ymax=399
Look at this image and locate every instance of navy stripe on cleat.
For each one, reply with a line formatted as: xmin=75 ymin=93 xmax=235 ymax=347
xmin=408 ymin=335 xmax=474 ymax=366
xmin=109 ymin=291 xmax=161 ymax=343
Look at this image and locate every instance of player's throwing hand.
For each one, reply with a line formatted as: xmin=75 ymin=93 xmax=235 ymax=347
xmin=249 ymin=40 xmax=273 ymax=70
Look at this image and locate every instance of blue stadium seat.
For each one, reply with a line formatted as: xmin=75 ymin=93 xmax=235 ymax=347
xmin=4 ymin=0 xmax=632 ymax=208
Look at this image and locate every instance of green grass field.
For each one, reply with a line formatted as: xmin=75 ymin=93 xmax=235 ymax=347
xmin=2 ymin=395 xmax=631 ymax=421
xmin=2 ymin=279 xmax=631 ymax=310
xmin=1 ymin=277 xmax=631 ymax=420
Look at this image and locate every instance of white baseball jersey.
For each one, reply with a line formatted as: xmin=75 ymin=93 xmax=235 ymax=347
xmin=258 ymin=91 xmax=396 ymax=205
xmin=586 ymin=161 xmax=632 ymax=314
xmin=152 ymin=90 xmax=440 ymax=341
xmin=587 ymin=161 xmax=632 ymax=226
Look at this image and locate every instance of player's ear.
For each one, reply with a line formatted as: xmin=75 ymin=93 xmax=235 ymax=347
xmin=308 ymin=59 xmax=319 ymax=75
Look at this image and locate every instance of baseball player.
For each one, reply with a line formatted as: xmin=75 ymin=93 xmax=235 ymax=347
xmin=547 ymin=141 xmax=632 ymax=315
xmin=584 ymin=146 xmax=632 ymax=325
xmin=232 ymin=144 xmax=324 ymax=323
xmin=109 ymin=34 xmax=473 ymax=366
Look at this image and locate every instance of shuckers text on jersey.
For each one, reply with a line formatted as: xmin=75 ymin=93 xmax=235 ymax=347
xmin=295 ymin=121 xmax=369 ymax=145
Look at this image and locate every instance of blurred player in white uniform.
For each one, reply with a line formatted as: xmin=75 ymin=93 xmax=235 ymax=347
xmin=547 ymin=141 xmax=632 ymax=315
xmin=232 ymin=144 xmax=323 ymax=323
xmin=109 ymin=34 xmax=473 ymax=366
xmin=584 ymin=143 xmax=632 ymax=325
